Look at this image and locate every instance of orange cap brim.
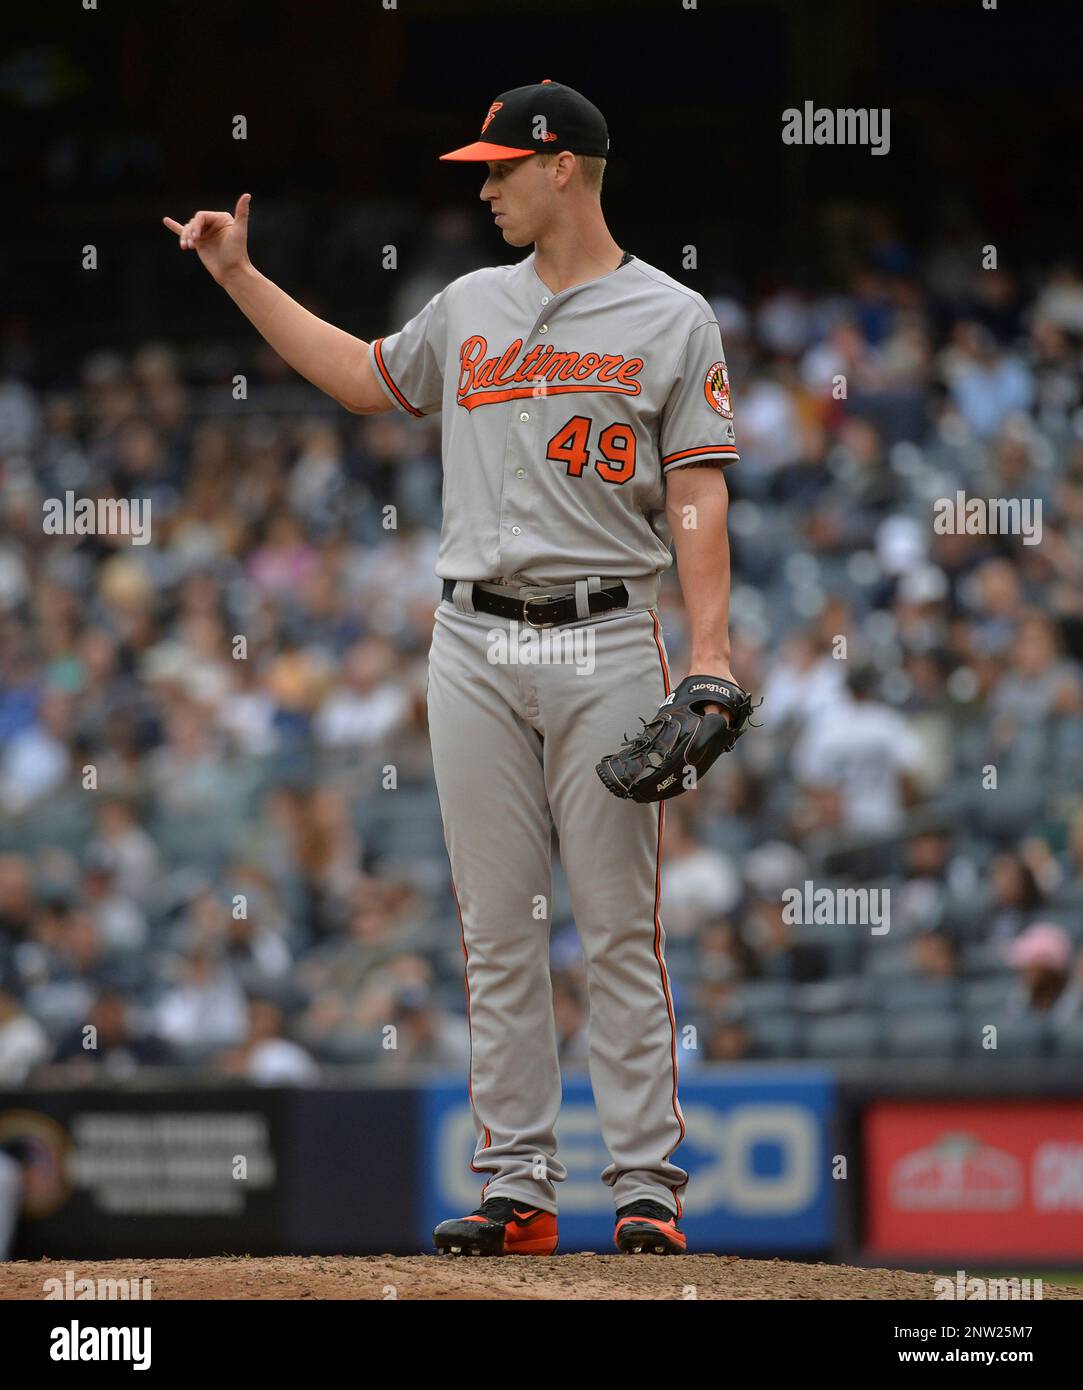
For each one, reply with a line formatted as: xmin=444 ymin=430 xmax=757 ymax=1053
xmin=439 ymin=142 xmax=536 ymax=162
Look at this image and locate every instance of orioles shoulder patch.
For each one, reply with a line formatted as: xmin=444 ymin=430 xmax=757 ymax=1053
xmin=704 ymin=360 xmax=733 ymax=418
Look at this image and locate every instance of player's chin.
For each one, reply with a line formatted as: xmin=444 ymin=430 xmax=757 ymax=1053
xmin=499 ymin=222 xmax=532 ymax=248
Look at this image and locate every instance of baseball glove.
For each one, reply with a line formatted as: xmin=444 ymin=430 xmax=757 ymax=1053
xmin=595 ymin=674 xmax=759 ymax=803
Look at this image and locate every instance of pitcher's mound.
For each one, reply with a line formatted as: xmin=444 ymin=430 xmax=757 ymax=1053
xmin=1 ymin=1255 xmax=1079 ymax=1300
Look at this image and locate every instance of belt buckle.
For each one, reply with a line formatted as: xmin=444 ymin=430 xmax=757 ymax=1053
xmin=522 ymin=593 xmax=556 ymax=629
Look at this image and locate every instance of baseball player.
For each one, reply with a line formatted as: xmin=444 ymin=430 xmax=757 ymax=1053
xmin=164 ymin=79 xmax=754 ymax=1257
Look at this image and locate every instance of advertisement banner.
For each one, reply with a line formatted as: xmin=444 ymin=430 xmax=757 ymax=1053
xmin=864 ymin=1100 xmax=1083 ymax=1260
xmin=420 ymin=1067 xmax=836 ymax=1253
xmin=0 ymin=1092 xmax=286 ymax=1258
xmin=0 ymin=1089 xmax=417 ymax=1258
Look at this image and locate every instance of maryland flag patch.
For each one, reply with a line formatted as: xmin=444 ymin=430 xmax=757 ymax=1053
xmin=704 ymin=360 xmax=733 ymax=418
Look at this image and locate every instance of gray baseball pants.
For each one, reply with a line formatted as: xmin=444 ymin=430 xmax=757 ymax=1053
xmin=426 ymin=576 xmax=688 ymax=1217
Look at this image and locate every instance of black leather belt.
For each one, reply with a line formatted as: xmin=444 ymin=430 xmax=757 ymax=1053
xmin=441 ymin=579 xmax=629 ymax=629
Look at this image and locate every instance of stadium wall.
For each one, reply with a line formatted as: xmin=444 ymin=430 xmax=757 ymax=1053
xmin=1 ymin=1067 xmax=1080 ymax=1262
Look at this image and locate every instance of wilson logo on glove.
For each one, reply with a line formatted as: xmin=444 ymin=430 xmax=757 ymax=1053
xmin=595 ymin=674 xmax=761 ymax=804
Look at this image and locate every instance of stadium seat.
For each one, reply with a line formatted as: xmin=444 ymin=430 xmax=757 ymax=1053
xmin=355 ymin=788 xmax=446 ymax=862
xmin=876 ymin=977 xmax=961 ymax=1013
xmin=794 ymin=977 xmax=872 ymax=1014
xmin=959 ymin=941 xmax=1011 ymax=975
xmin=961 ymin=977 xmax=1016 ymax=1012
xmin=1048 ymin=885 xmax=1083 ymax=935
xmin=747 ymin=1011 xmax=803 ymax=1059
xmin=314 ymin=1032 xmax=384 ymax=1065
xmin=862 ymin=943 xmax=915 ymax=979
xmin=737 ymin=980 xmax=795 ymax=1013
xmin=884 ymin=1011 xmax=964 ymax=1058
xmin=804 ymin=1012 xmax=883 ymax=1059
xmin=9 ymin=789 xmax=92 ymax=856
xmin=1051 ymin=1020 xmax=1083 ymax=1058
xmin=1051 ymin=717 xmax=1083 ymax=782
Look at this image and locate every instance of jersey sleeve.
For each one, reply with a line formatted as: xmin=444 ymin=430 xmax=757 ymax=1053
xmin=659 ymin=320 xmax=739 ymax=473
xmin=370 ymin=285 xmax=451 ymax=417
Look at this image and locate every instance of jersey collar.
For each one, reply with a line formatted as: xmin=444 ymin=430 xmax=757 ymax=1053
xmin=524 ymin=249 xmax=633 ymax=300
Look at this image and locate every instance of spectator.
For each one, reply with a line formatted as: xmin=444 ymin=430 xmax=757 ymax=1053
xmin=314 ymin=636 xmax=411 ymax=749
xmin=212 ymin=996 xmax=319 ymax=1085
xmin=52 ymin=989 xmax=170 ymax=1077
xmin=941 ymin=321 xmax=1033 ymax=438
xmin=988 ymin=612 xmax=1083 ymax=743
xmin=909 ymin=930 xmax=960 ymax=982
xmin=87 ymin=798 xmax=161 ymax=905
xmin=154 ymin=946 xmax=248 ymax=1055
xmin=984 ymin=850 xmax=1046 ymax=944
xmin=80 ymin=854 xmax=147 ymax=954
xmin=760 ymin=631 xmax=847 ymax=736
xmin=0 ymin=688 xmax=74 ymax=814
xmin=0 ymin=856 xmax=35 ymax=943
xmin=1004 ymin=922 xmax=1072 ymax=1015
xmin=793 ymin=664 xmax=923 ymax=837
xmin=247 ymin=509 xmax=319 ymax=597
xmin=744 ymin=896 xmax=828 ymax=983
xmin=23 ymin=909 xmax=112 ymax=1037
xmin=697 ymin=1005 xmax=764 ymax=1062
xmin=659 ymin=800 xmax=741 ymax=939
xmin=0 ymin=977 xmax=50 ymax=1084
xmin=379 ymin=985 xmax=470 ymax=1073
xmin=893 ymin=832 xmax=954 ymax=936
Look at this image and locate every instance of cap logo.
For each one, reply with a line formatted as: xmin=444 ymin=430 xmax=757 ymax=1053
xmin=481 ymin=101 xmax=503 ymax=135
xmin=704 ymin=360 xmax=733 ymax=418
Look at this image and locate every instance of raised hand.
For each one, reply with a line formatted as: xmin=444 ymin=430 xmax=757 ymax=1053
xmin=162 ymin=192 xmax=252 ymax=284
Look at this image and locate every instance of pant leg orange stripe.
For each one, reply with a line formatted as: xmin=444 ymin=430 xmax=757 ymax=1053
xmin=449 ymin=871 xmax=494 ymax=1185
xmin=648 ymin=611 xmax=686 ymax=1216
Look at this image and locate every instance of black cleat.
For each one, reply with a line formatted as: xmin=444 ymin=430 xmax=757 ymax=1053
xmin=433 ymin=1196 xmax=558 ymax=1257
xmin=614 ymin=1199 xmax=686 ymax=1254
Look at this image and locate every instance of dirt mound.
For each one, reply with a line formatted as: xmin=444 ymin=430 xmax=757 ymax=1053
xmin=1 ymin=1255 xmax=1078 ymax=1300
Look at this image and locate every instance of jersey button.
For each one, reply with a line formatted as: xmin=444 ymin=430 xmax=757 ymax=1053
xmin=538 ymin=324 xmax=549 ymax=334
xmin=519 ymin=411 xmax=530 ymax=422
xmin=515 ymin=468 xmax=525 ymax=478
xmin=511 ymin=525 xmax=521 ymax=536
xmin=541 ymin=296 xmax=550 ymax=305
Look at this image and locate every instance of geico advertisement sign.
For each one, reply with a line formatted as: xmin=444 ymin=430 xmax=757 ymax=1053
xmin=435 ymin=1098 xmax=821 ymax=1214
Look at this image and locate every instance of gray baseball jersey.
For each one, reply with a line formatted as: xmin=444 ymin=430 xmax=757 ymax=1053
xmin=371 ymin=251 xmax=740 ymax=1226
xmin=371 ymin=252 xmax=739 ymax=584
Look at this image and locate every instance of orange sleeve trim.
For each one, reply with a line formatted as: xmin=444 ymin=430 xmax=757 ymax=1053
xmin=662 ymin=444 xmax=739 ymax=468
xmin=372 ymin=337 xmax=425 ymax=418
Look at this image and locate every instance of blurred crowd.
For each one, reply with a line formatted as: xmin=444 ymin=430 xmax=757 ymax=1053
xmin=1 ymin=209 xmax=1083 ymax=1086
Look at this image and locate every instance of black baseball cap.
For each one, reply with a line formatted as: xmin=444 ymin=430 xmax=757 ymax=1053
xmin=440 ymin=79 xmax=609 ymax=162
